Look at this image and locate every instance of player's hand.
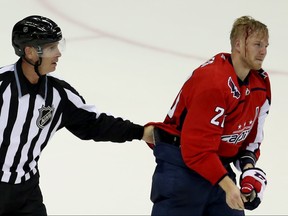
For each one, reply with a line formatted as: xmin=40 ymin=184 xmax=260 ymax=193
xmin=240 ymin=167 xmax=267 ymax=210
xmin=226 ymin=184 xmax=245 ymax=210
xmin=219 ymin=175 xmax=244 ymax=210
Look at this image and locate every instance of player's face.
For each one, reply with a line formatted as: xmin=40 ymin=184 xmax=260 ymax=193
xmin=241 ymin=33 xmax=269 ymax=70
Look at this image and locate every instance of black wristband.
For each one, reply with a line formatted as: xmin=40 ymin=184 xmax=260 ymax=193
xmin=239 ymin=150 xmax=256 ymax=171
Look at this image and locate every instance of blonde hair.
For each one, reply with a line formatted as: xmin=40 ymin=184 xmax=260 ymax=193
xmin=230 ymin=16 xmax=269 ymax=48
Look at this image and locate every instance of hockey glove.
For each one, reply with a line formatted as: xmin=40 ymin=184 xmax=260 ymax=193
xmin=240 ymin=167 xmax=267 ymax=210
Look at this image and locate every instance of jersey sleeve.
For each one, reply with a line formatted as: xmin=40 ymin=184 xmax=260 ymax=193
xmin=180 ymin=67 xmax=229 ymax=185
xmin=61 ymin=86 xmax=144 ymax=142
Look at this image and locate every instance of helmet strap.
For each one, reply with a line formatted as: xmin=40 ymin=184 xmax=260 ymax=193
xmin=23 ymin=56 xmax=43 ymax=77
xmin=34 ymin=58 xmax=42 ymax=77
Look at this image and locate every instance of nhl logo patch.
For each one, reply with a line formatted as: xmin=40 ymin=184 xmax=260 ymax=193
xmin=36 ymin=105 xmax=54 ymax=129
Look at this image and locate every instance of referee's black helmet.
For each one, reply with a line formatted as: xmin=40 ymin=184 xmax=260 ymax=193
xmin=12 ymin=15 xmax=62 ymax=56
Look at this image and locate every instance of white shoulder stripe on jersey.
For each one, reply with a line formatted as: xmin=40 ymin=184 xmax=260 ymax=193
xmin=64 ymin=88 xmax=101 ymax=118
xmin=0 ymin=64 xmax=14 ymax=74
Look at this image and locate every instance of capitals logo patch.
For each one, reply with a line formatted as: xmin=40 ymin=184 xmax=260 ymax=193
xmin=36 ymin=105 xmax=54 ymax=129
xmin=228 ymin=77 xmax=240 ymax=99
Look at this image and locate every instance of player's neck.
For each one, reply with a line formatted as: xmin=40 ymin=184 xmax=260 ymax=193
xmin=230 ymin=55 xmax=250 ymax=81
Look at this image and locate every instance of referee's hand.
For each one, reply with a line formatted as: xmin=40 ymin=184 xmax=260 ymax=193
xmin=142 ymin=125 xmax=154 ymax=144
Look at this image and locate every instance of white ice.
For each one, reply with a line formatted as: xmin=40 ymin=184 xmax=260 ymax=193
xmin=0 ymin=0 xmax=287 ymax=215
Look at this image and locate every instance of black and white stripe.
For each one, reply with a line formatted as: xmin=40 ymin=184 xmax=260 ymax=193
xmin=0 ymin=59 xmax=143 ymax=184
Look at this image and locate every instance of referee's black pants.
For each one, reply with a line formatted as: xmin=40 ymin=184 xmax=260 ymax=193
xmin=0 ymin=173 xmax=47 ymax=216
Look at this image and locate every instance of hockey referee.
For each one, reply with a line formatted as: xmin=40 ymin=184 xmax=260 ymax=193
xmin=0 ymin=15 xmax=154 ymax=215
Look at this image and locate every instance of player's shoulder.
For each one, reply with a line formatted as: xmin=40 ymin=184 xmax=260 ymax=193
xmin=250 ymin=68 xmax=270 ymax=86
xmin=250 ymin=69 xmax=271 ymax=101
xmin=194 ymin=53 xmax=231 ymax=74
xmin=188 ymin=53 xmax=232 ymax=86
xmin=254 ymin=69 xmax=269 ymax=80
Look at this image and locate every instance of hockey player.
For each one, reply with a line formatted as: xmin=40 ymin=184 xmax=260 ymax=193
xmin=0 ymin=15 xmax=154 ymax=215
xmin=147 ymin=16 xmax=270 ymax=215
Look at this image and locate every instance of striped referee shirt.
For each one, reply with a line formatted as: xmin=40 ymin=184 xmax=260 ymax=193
xmin=0 ymin=58 xmax=144 ymax=184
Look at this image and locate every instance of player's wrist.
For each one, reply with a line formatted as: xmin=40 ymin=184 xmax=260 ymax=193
xmin=234 ymin=150 xmax=257 ymax=171
xmin=218 ymin=175 xmax=236 ymax=193
xmin=242 ymin=163 xmax=254 ymax=171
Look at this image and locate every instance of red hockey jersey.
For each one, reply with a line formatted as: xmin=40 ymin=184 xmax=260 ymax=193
xmin=149 ymin=53 xmax=271 ymax=185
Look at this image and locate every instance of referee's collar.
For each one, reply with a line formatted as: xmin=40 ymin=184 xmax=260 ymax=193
xmin=14 ymin=58 xmax=47 ymax=99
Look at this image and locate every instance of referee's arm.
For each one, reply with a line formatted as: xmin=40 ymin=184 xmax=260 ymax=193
xmin=62 ymin=94 xmax=144 ymax=143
